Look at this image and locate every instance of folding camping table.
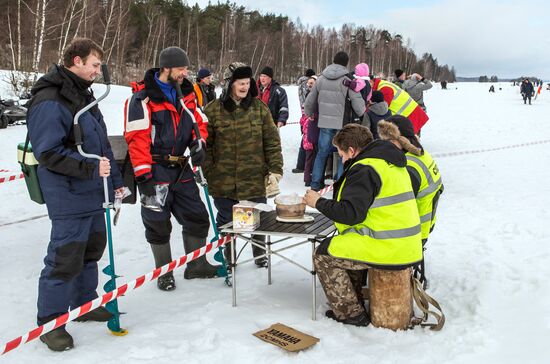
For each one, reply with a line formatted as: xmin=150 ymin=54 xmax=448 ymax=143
xmin=220 ymin=210 xmax=335 ymax=320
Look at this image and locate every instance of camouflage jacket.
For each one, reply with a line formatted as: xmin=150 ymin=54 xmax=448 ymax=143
xmin=204 ymin=98 xmax=283 ymax=200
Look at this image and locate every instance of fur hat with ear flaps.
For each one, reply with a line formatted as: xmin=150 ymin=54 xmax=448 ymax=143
xmin=377 ymin=120 xmax=423 ymax=156
xmin=220 ymin=61 xmax=258 ymax=112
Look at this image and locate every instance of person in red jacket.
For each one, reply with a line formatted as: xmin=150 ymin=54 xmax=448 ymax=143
xmin=371 ymin=77 xmax=429 ymax=133
xmin=124 ymin=46 xmax=219 ymax=291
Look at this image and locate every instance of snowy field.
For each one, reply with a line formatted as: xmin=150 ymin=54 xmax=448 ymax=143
xmin=1 ymin=78 xmax=549 ymax=363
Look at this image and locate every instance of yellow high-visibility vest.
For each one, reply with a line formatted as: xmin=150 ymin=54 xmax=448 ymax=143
xmin=406 ymin=151 xmax=442 ymax=239
xmin=328 ymin=157 xmax=423 ymax=266
xmin=377 ymin=80 xmax=419 ymax=118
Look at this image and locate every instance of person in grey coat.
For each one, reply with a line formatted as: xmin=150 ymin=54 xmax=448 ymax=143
xmin=303 ymin=51 xmax=365 ymax=190
xmin=403 ymin=73 xmax=433 ymax=111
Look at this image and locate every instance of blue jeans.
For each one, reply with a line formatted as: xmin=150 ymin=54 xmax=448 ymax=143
xmin=310 ymin=128 xmax=343 ymax=190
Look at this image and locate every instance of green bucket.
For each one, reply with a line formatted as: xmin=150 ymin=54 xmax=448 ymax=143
xmin=17 ymin=142 xmax=45 ymax=205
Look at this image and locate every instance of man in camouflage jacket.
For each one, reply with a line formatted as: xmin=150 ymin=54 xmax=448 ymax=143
xmin=204 ymin=62 xmax=283 ymax=267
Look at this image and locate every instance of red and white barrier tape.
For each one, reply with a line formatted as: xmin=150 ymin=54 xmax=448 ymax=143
xmin=0 ymin=169 xmax=11 ymax=173
xmin=0 ymin=173 xmax=24 ymax=184
xmin=1 ymin=235 xmax=231 ymax=356
xmin=318 ymin=184 xmax=334 ymax=196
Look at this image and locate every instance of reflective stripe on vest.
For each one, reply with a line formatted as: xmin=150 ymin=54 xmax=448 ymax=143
xmin=342 ymin=224 xmax=421 ymax=240
xmin=378 ymin=80 xmax=418 ymax=118
xmin=406 ymin=151 xmax=442 ymax=239
xmin=328 ymin=157 xmax=423 ymax=266
xmin=370 ymin=191 xmax=416 ymax=208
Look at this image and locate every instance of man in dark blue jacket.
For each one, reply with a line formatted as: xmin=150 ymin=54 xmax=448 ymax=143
xmin=257 ymin=66 xmax=289 ymax=127
xmin=520 ymin=78 xmax=535 ymax=105
xmin=27 ymin=38 xmax=124 ymax=351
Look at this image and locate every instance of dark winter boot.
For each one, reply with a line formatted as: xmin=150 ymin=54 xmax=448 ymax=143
xmin=325 ymin=310 xmax=370 ymax=327
xmin=74 ymin=306 xmax=113 ymax=322
xmin=150 ymin=243 xmax=176 ymax=291
xmin=183 ymin=234 xmax=220 ymax=279
xmin=40 ymin=326 xmax=74 ymax=352
xmin=251 ymin=235 xmax=268 ymax=268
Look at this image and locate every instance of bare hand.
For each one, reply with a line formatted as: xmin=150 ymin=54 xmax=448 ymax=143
xmin=303 ymin=189 xmax=321 ymax=208
xmin=114 ymin=187 xmax=125 ymax=197
xmin=277 ymin=121 xmax=285 ymax=128
xmin=99 ymin=158 xmax=111 ymax=177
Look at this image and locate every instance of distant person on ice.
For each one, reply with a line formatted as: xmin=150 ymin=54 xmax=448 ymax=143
xmin=26 ymin=38 xmax=124 ymax=351
xmin=520 ymin=78 xmax=535 ymax=104
xmin=489 ymin=85 xmax=495 ymax=93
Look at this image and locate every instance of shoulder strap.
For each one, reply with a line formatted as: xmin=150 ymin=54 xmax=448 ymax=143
xmin=21 ymin=133 xmax=31 ymax=174
xmin=410 ymin=276 xmax=445 ymax=331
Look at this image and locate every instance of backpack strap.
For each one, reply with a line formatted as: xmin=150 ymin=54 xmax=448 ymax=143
xmin=410 ymin=276 xmax=445 ymax=331
xmin=20 ymin=133 xmax=31 ymax=175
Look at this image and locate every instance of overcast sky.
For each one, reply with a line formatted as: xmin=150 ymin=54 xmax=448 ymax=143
xmin=191 ymin=0 xmax=550 ymax=79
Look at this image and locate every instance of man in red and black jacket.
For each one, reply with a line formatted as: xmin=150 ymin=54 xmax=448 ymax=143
xmin=124 ymin=46 xmax=219 ymax=291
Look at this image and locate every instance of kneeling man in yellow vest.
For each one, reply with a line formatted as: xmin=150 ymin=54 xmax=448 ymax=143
xmin=303 ymin=123 xmax=423 ymax=327
xmin=377 ymin=115 xmax=443 ymax=288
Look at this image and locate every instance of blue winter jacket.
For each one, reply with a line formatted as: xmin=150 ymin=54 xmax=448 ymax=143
xmin=27 ymin=65 xmax=123 ymax=219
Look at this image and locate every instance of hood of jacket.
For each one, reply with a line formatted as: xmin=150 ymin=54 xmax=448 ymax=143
xmin=321 ymin=64 xmax=350 ymax=80
xmin=368 ymin=101 xmax=389 ymax=116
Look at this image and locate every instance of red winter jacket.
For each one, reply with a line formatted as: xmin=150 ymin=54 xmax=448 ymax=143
xmin=124 ymin=69 xmax=208 ymax=178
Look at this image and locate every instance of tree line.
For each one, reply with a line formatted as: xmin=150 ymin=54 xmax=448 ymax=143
xmin=0 ymin=0 xmax=456 ymax=87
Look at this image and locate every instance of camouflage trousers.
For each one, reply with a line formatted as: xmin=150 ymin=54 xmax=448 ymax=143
xmin=313 ymin=250 xmax=370 ymax=320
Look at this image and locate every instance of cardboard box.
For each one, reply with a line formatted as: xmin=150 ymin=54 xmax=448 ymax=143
xmin=253 ymin=323 xmax=319 ymax=352
xmin=232 ymin=201 xmax=261 ymax=231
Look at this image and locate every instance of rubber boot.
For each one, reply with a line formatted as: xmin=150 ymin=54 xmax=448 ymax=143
xmin=251 ymin=235 xmax=268 ymax=268
xmin=183 ymin=234 xmax=220 ymax=279
xmin=40 ymin=326 xmax=74 ymax=351
xmin=150 ymin=243 xmax=176 ymax=291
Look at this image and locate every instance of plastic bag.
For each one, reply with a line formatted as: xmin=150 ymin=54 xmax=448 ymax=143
xmin=140 ymin=184 xmax=169 ymax=212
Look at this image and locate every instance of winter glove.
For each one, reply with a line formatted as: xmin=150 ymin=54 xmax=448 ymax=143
xmin=137 ymin=175 xmax=155 ymax=197
xmin=265 ymin=172 xmax=282 ymax=198
xmin=342 ymin=78 xmax=358 ymax=90
xmin=190 ymin=139 xmax=206 ymax=167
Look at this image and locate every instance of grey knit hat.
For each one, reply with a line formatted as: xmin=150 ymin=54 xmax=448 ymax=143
xmin=159 ymin=47 xmax=190 ymax=68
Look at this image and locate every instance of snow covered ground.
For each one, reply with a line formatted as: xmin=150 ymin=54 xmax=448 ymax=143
xmin=1 ymin=78 xmax=549 ymax=363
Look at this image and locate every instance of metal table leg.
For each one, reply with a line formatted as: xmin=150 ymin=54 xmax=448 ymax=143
xmin=267 ymin=235 xmax=272 ymax=285
xmin=231 ymin=234 xmax=236 ymax=307
xmin=311 ymin=239 xmax=317 ymax=320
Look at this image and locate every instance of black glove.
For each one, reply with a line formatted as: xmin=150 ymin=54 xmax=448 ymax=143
xmin=137 ymin=176 xmax=155 ymax=197
xmin=190 ymin=140 xmax=206 ymax=167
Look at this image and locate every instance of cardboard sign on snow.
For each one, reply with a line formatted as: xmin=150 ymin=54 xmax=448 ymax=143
xmin=253 ymin=323 xmax=319 ymax=352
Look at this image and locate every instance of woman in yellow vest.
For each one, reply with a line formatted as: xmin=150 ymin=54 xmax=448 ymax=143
xmin=377 ymin=115 xmax=443 ymax=288
xmin=303 ymin=124 xmax=422 ymax=326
